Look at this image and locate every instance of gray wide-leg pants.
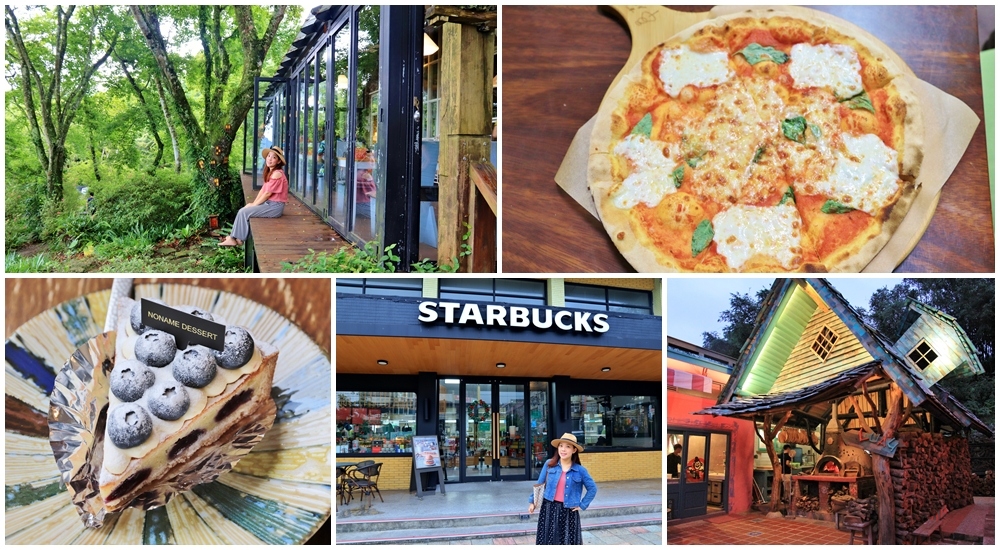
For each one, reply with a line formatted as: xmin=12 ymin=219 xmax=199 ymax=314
xmin=230 ymin=200 xmax=284 ymax=241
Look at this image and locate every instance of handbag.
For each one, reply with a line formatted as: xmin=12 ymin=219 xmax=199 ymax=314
xmin=532 ymin=462 xmax=547 ymax=509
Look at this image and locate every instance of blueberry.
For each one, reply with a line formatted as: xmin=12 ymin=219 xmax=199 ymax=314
xmin=109 ymin=360 xmax=155 ymax=402
xmin=214 ymin=326 xmax=255 ymax=369
xmin=172 ymin=345 xmax=217 ymax=388
xmin=129 ymin=298 xmax=164 ymax=334
xmin=107 ymin=403 xmax=153 ymax=449
xmin=147 ymin=381 xmax=190 ymax=421
xmin=178 ymin=305 xmax=214 ymax=322
xmin=135 ymin=330 xmax=177 ymax=368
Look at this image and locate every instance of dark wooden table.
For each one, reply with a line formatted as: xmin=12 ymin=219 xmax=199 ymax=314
xmin=501 ymin=6 xmax=994 ymax=273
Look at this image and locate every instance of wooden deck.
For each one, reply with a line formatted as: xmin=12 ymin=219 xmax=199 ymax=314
xmin=240 ymin=173 xmax=350 ymax=272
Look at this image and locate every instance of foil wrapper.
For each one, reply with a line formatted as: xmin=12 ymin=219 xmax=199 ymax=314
xmin=47 ymin=331 xmax=276 ymax=528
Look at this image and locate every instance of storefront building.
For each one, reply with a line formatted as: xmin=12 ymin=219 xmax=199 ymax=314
xmin=667 ymin=338 xmax=755 ymax=520
xmin=242 ymin=6 xmax=497 ymax=270
xmin=336 ymin=278 xmax=663 ymax=490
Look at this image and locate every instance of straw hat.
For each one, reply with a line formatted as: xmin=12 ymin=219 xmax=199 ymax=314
xmin=262 ymin=146 xmax=286 ymax=165
xmin=551 ymin=433 xmax=584 ymax=452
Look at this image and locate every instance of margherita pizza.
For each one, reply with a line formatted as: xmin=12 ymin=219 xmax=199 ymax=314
xmin=589 ymin=10 xmax=923 ymax=272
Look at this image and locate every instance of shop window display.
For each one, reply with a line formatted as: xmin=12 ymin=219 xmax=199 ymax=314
xmin=570 ymin=394 xmax=656 ymax=449
xmin=336 ymin=391 xmax=416 ymax=454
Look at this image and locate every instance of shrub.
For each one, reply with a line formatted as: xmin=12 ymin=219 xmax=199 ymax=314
xmin=90 ymin=169 xmax=195 ymax=240
xmin=281 ymin=242 xmax=400 ymax=273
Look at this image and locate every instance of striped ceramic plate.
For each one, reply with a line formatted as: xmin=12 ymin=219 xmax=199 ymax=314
xmin=5 ymin=284 xmax=331 ymax=544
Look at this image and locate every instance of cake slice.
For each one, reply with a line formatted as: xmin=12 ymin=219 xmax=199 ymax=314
xmin=98 ymin=297 xmax=278 ymax=512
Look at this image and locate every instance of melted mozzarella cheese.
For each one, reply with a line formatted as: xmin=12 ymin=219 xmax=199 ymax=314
xmin=612 ymin=134 xmax=678 ymax=208
xmin=789 ymin=43 xmax=863 ymax=98
xmin=813 ymin=133 xmax=900 ymax=215
xmin=713 ymin=203 xmax=802 ymax=270
xmin=688 ymin=78 xmax=784 ymax=204
xmin=659 ymin=45 xmax=732 ymax=98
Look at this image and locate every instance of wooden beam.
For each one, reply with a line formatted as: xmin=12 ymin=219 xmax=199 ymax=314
xmin=425 ymin=6 xmax=497 ymax=29
xmin=468 ymin=162 xmax=497 ymax=272
xmin=873 ymin=386 xmax=904 ymax=543
xmin=437 ymin=21 xmax=493 ymax=270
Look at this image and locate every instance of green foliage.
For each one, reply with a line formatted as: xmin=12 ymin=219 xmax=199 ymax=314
xmin=282 ymin=242 xmax=400 ymax=273
xmin=203 ymin=245 xmax=250 ymax=273
xmin=702 ymin=286 xmax=772 ymax=358
xmin=5 ymin=252 xmax=57 ymax=273
xmin=90 ymin=169 xmax=194 ymax=240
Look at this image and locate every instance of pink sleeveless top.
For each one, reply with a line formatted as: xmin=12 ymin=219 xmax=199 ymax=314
xmin=262 ymin=170 xmax=289 ymax=203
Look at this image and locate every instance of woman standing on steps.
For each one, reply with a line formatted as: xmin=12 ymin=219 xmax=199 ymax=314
xmin=528 ymin=433 xmax=598 ymax=545
xmin=219 ymin=146 xmax=288 ymax=247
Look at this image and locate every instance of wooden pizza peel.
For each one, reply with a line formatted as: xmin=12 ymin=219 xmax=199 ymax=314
xmin=555 ymin=6 xmax=979 ymax=273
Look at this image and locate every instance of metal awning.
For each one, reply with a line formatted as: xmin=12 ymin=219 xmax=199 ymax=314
xmin=667 ymin=367 xmax=714 ymax=395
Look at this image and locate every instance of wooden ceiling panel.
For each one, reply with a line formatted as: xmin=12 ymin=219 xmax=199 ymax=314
xmin=337 ymin=335 xmax=662 ymax=381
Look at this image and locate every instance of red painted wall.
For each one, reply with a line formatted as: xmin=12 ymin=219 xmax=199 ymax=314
xmin=668 ymin=389 xmax=756 ymax=515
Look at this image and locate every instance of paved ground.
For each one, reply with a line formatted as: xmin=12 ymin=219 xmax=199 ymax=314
xmin=429 ymin=524 xmax=662 ymax=545
xmin=668 ymin=514 xmax=851 ymax=545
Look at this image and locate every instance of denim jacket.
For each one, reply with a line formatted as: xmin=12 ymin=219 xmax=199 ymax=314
xmin=528 ymin=461 xmax=597 ymax=510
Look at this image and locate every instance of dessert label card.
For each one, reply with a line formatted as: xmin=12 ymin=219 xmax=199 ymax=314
xmin=141 ymin=299 xmax=225 ymax=351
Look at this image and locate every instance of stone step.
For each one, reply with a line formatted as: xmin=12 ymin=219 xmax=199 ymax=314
xmin=336 ymin=502 xmax=661 ymax=533
xmin=335 ymin=511 xmax=663 ymax=544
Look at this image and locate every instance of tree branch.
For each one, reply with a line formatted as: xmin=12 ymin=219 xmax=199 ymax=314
xmin=131 ymin=5 xmax=206 ymax=150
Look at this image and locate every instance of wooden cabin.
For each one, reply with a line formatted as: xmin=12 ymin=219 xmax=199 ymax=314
xmin=697 ymin=278 xmax=992 ymax=544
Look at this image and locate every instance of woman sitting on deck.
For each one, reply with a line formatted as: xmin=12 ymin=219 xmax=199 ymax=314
xmin=219 ymin=146 xmax=289 ymax=247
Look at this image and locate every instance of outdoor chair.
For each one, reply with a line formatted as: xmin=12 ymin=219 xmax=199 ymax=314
xmin=346 ymin=462 xmax=384 ymax=506
xmin=342 ymin=460 xmax=375 ymax=505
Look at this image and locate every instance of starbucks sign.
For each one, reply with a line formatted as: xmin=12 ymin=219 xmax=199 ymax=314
xmin=417 ymin=301 xmax=610 ymax=333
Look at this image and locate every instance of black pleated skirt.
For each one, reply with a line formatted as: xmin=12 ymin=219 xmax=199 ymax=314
xmin=535 ymin=498 xmax=582 ymax=545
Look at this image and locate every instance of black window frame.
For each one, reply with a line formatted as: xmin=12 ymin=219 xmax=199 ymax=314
xmin=564 ymin=283 xmax=654 ymax=315
xmin=438 ymin=278 xmax=547 ymax=306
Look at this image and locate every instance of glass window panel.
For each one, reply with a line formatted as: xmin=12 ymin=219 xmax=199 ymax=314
xmin=529 ymin=382 xmax=549 ymax=470
xmin=686 ymin=435 xmax=707 ymax=483
xmin=316 ymin=46 xmax=328 ymax=213
xmin=438 ymin=380 xmax=460 ymax=482
xmin=336 ymin=391 xmax=415 ymax=455
xmin=494 ymin=279 xmax=545 ymax=299
xmin=668 ymin=432 xmax=683 ymax=481
xmin=331 ymin=24 xmax=350 ymax=225
xmin=352 ymin=5 xmax=381 ymax=242
xmin=465 ymin=383 xmax=492 ymax=477
xmin=298 ymin=75 xmax=307 ymax=195
xmin=305 ymin=55 xmax=315 ymax=204
xmin=570 ymin=394 xmax=656 ymax=450
xmin=565 ymin=284 xmax=607 ymax=304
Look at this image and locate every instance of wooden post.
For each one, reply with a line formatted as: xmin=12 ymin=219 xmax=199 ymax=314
xmin=873 ymin=385 xmax=904 ymax=544
xmin=437 ymin=20 xmax=493 ymax=270
xmin=758 ymin=410 xmax=793 ymax=514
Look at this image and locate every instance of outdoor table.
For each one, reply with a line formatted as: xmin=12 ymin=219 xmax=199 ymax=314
xmin=789 ymin=474 xmax=874 ymax=518
xmin=502 ymin=5 xmax=993 ymax=273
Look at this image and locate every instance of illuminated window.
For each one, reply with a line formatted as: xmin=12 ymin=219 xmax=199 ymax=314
xmin=907 ymin=340 xmax=938 ymax=370
xmin=811 ymin=326 xmax=839 ymax=361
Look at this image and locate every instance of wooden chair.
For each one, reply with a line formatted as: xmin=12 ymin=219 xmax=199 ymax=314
xmin=843 ymin=514 xmax=874 ymax=545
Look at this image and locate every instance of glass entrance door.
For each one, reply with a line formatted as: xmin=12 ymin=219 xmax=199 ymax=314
xmin=439 ymin=379 xmax=534 ymax=482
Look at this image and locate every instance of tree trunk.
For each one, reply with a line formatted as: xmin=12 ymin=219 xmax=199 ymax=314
xmin=153 ymin=73 xmax=182 ymax=172
xmin=758 ymin=411 xmax=793 ymax=514
xmin=874 ymin=386 xmax=904 ymax=544
xmin=47 ymin=145 xmax=67 ymax=203
xmin=117 ymin=59 xmax=164 ymax=176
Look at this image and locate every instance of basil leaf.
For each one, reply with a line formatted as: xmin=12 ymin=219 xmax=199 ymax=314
xmin=692 ymin=219 xmax=714 ymax=257
xmin=840 ymin=90 xmax=875 ymax=113
xmin=672 ymin=166 xmax=685 ymax=188
xmin=809 ymin=124 xmax=822 ymax=139
xmin=737 ymin=43 xmax=789 ymax=65
xmin=821 ymin=200 xmax=855 ymax=214
xmin=631 ymin=113 xmax=653 ymax=138
xmin=753 ymin=146 xmax=765 ymax=164
xmin=782 ymin=116 xmax=807 ymax=143
xmin=686 ymin=153 xmax=704 ymax=168
xmin=780 ymin=186 xmax=795 ymax=205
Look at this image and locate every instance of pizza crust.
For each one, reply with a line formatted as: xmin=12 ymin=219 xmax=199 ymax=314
xmin=588 ymin=7 xmax=925 ymax=273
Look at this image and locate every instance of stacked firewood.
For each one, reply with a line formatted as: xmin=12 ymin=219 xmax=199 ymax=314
xmin=796 ymin=494 xmax=820 ymax=511
xmin=844 ymin=496 xmax=877 ymax=524
xmin=972 ymin=471 xmax=995 ymax=497
xmin=830 ymin=488 xmax=853 ymax=512
xmin=889 ymin=432 xmax=975 ymax=543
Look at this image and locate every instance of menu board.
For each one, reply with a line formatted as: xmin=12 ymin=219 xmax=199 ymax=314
xmin=412 ymin=436 xmax=441 ymax=470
